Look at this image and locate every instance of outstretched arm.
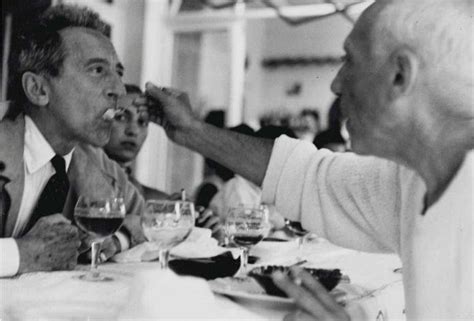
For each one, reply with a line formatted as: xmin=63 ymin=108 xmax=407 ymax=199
xmin=143 ymin=82 xmax=274 ymax=186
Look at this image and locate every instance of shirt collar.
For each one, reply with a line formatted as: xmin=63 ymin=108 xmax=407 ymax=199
xmin=24 ymin=116 xmax=74 ymax=174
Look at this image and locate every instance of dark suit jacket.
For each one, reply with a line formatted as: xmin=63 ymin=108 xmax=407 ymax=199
xmin=0 ymin=115 xmax=146 ymax=245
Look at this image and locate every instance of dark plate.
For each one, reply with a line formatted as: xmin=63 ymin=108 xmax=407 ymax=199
xmin=249 ymin=265 xmax=342 ymax=297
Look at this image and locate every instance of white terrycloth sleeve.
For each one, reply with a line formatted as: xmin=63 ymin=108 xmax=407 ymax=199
xmin=0 ymin=238 xmax=20 ymax=277
xmin=262 ymin=136 xmax=425 ymax=253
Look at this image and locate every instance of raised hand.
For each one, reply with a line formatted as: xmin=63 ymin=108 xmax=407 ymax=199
xmin=16 ymin=214 xmax=81 ymax=274
xmin=272 ymin=267 xmax=350 ymax=321
xmin=139 ymin=82 xmax=199 ymax=146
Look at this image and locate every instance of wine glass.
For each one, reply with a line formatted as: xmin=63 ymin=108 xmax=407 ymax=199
xmin=74 ymin=195 xmax=126 ymax=282
xmin=284 ymin=218 xmax=310 ymax=259
xmin=225 ymin=204 xmax=270 ymax=274
xmin=141 ymin=200 xmax=195 ymax=269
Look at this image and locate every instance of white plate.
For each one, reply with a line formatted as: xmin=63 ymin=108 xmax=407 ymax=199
xmin=209 ymin=277 xmax=295 ymax=307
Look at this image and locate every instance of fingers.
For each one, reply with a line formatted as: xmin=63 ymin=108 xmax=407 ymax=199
xmin=290 ymin=267 xmax=341 ymax=310
xmin=197 ymin=208 xmax=213 ymax=221
xmin=202 ymin=215 xmax=221 ymax=230
xmin=273 ymin=267 xmax=350 ymax=321
xmin=273 ymin=270 xmax=327 ymax=317
xmin=145 ymin=82 xmax=184 ymax=100
xmin=99 ymin=236 xmax=120 ymax=261
xmin=196 ymin=209 xmax=219 ymax=229
xmin=144 ymin=82 xmax=164 ymax=97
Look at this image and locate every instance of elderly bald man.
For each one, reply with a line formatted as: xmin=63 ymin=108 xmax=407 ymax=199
xmin=143 ymin=0 xmax=472 ymax=319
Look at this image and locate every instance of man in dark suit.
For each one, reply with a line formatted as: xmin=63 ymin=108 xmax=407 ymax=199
xmin=0 ymin=5 xmax=145 ymax=277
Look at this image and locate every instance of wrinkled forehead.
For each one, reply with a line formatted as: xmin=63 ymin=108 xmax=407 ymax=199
xmin=59 ymin=27 xmax=121 ymax=64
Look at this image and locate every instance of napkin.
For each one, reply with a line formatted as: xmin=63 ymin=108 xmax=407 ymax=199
xmin=112 ymin=227 xmax=230 ymax=263
xmin=119 ymin=269 xmax=218 ymax=319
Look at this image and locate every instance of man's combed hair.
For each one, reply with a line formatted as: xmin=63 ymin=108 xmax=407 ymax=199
xmin=8 ymin=4 xmax=110 ymax=113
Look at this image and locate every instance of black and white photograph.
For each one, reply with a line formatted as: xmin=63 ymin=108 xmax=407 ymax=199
xmin=0 ymin=0 xmax=472 ymax=320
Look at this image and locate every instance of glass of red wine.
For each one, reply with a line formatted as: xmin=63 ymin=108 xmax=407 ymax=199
xmin=225 ymin=204 xmax=270 ymax=274
xmin=74 ymin=195 xmax=126 ymax=281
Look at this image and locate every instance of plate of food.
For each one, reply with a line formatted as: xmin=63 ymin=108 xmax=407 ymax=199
xmin=209 ymin=276 xmax=295 ymax=307
xmin=209 ymin=266 xmax=344 ymax=307
xmin=248 ymin=265 xmax=342 ymax=297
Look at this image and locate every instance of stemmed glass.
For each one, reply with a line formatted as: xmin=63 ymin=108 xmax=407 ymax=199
xmin=284 ymin=218 xmax=310 ymax=259
xmin=225 ymin=204 xmax=270 ymax=274
xmin=74 ymin=195 xmax=126 ymax=282
xmin=141 ymin=200 xmax=195 ymax=269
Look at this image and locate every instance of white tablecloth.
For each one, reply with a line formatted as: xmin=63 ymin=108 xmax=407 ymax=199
xmin=0 ymin=238 xmax=405 ymax=320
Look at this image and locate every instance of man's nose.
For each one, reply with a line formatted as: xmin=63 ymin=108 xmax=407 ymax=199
xmin=106 ymin=74 xmax=126 ymax=100
xmin=125 ymin=122 xmax=139 ymax=136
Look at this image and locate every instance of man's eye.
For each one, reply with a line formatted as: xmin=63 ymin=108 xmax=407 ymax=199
xmin=341 ymin=55 xmax=350 ymax=63
xmin=114 ymin=114 xmax=126 ymax=122
xmin=91 ymin=66 xmax=104 ymax=74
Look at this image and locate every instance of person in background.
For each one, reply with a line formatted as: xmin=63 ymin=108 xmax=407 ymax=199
xmin=209 ymin=125 xmax=295 ymax=229
xmin=104 ymin=84 xmax=169 ymax=201
xmin=0 ymin=5 xmax=147 ymax=277
xmin=294 ymin=109 xmax=321 ymax=142
xmin=313 ymin=97 xmax=350 ymax=152
xmin=193 ymin=111 xmax=239 ymax=209
xmin=194 ymin=158 xmax=234 ymax=209
xmin=104 ymin=84 xmax=223 ymax=240
xmin=142 ymin=0 xmax=473 ymax=319
xmin=207 ymin=123 xmax=257 ymax=218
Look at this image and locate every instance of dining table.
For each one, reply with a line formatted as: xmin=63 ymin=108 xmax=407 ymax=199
xmin=0 ymin=234 xmax=405 ymax=320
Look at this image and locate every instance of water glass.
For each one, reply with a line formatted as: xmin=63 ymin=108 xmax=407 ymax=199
xmin=141 ymin=200 xmax=195 ymax=269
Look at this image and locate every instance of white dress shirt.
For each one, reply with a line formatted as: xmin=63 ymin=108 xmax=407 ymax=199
xmin=0 ymin=116 xmax=73 ymax=276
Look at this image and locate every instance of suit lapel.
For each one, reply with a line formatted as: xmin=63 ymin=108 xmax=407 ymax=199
xmin=0 ymin=116 xmax=117 ymax=236
xmin=0 ymin=116 xmax=25 ymax=237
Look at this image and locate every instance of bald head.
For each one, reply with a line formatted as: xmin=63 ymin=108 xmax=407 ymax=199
xmin=367 ymin=0 xmax=472 ymax=79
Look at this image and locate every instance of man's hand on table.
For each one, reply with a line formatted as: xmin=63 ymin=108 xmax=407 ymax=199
xmin=79 ymin=233 xmax=121 ymax=263
xmin=272 ymin=267 xmax=350 ymax=321
xmin=16 ymin=214 xmax=81 ymax=273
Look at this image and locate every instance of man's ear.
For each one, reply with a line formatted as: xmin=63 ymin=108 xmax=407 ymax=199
xmin=21 ymin=71 xmax=50 ymax=106
xmin=389 ymin=47 xmax=419 ymax=98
